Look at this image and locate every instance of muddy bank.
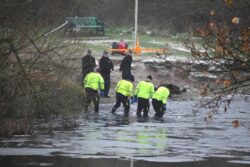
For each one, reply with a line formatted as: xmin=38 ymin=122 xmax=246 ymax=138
xmin=0 ymin=155 xmax=249 ymax=167
xmin=102 ymin=55 xmax=203 ymax=100
xmin=101 ymin=55 xmax=250 ymax=100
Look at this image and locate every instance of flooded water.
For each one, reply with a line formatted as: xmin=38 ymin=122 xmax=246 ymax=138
xmin=0 ymin=96 xmax=250 ymax=167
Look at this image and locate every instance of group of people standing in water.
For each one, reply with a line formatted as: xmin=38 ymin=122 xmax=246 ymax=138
xmin=81 ymin=49 xmax=170 ymax=118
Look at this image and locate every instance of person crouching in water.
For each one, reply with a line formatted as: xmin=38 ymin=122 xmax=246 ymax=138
xmin=152 ymin=85 xmax=170 ymax=118
xmin=134 ymin=75 xmax=155 ymax=117
xmin=83 ymin=68 xmax=104 ymax=113
xmin=111 ymin=75 xmax=134 ymax=116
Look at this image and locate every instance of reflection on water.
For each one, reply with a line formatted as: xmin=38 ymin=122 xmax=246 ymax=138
xmin=114 ymin=126 xmax=168 ymax=155
xmin=0 ymin=96 xmax=250 ymax=165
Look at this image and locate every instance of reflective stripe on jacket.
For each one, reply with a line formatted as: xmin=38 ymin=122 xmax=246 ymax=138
xmin=135 ymin=81 xmax=155 ymax=99
xmin=115 ymin=79 xmax=133 ymax=97
xmin=84 ymin=72 xmax=104 ymax=91
xmin=152 ymin=86 xmax=170 ymax=104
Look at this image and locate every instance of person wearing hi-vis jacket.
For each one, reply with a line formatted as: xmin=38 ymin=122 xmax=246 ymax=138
xmin=111 ymin=75 xmax=134 ymax=116
xmin=152 ymin=85 xmax=170 ymax=118
xmin=134 ymin=75 xmax=155 ymax=117
xmin=83 ymin=69 xmax=104 ymax=113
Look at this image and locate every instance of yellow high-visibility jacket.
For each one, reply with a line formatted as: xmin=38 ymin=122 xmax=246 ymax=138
xmin=135 ymin=81 xmax=155 ymax=99
xmin=152 ymin=86 xmax=170 ymax=104
xmin=84 ymin=72 xmax=104 ymax=91
xmin=115 ymin=79 xmax=133 ymax=97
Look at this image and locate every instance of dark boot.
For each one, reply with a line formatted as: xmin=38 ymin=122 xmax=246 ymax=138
xmin=136 ymin=110 xmax=141 ymax=117
xmin=143 ymin=111 xmax=148 ymax=117
xmin=124 ymin=111 xmax=129 ymax=117
xmin=111 ymin=107 xmax=116 ymax=114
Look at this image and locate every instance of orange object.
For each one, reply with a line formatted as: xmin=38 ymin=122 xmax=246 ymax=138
xmin=232 ymin=17 xmax=240 ymax=24
xmin=223 ymin=79 xmax=231 ymax=88
xmin=108 ymin=37 xmax=167 ymax=55
xmin=108 ymin=0 xmax=166 ymax=56
xmin=232 ymin=119 xmax=240 ymax=128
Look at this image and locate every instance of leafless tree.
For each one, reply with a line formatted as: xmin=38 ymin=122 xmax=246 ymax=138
xmin=186 ymin=0 xmax=250 ymax=119
xmin=0 ymin=0 xmax=83 ymax=136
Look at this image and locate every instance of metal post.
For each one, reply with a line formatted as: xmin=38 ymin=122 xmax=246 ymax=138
xmin=134 ymin=0 xmax=138 ymax=48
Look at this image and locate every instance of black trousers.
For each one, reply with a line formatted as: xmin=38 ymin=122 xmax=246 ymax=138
xmin=137 ymin=97 xmax=150 ymax=117
xmin=152 ymin=99 xmax=164 ymax=117
xmin=101 ymin=74 xmax=110 ymax=96
xmin=84 ymin=88 xmax=100 ymax=112
xmin=112 ymin=93 xmax=130 ymax=116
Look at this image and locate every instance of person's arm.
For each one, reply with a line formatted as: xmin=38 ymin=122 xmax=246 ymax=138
xmin=83 ymin=74 xmax=88 ymax=88
xmin=150 ymin=83 xmax=155 ymax=98
xmin=99 ymin=58 xmax=103 ymax=70
xmin=162 ymin=98 xmax=167 ymax=104
xmin=115 ymin=81 xmax=120 ymax=91
xmin=110 ymin=59 xmax=114 ymax=71
xmin=162 ymin=89 xmax=169 ymax=111
xmin=162 ymin=89 xmax=170 ymax=104
xmin=134 ymin=82 xmax=140 ymax=96
xmin=128 ymin=82 xmax=133 ymax=97
xmin=119 ymin=59 xmax=124 ymax=71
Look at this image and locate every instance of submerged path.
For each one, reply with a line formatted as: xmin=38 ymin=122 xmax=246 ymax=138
xmin=0 ymin=96 xmax=250 ymax=167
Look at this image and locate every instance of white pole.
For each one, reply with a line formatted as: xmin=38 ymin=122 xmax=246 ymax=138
xmin=130 ymin=158 xmax=134 ymax=167
xmin=44 ymin=22 xmax=68 ymax=37
xmin=134 ymin=0 xmax=138 ymax=47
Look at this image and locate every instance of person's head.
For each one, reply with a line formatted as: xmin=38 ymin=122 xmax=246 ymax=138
xmin=103 ymin=50 xmax=108 ymax=57
xmin=87 ymin=49 xmax=92 ymax=55
xmin=146 ymin=75 xmax=152 ymax=81
xmin=126 ymin=49 xmax=133 ymax=56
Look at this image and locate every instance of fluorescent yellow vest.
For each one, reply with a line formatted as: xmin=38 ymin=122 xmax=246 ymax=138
xmin=152 ymin=86 xmax=170 ymax=104
xmin=135 ymin=81 xmax=155 ymax=99
xmin=84 ymin=72 xmax=104 ymax=91
xmin=115 ymin=80 xmax=133 ymax=97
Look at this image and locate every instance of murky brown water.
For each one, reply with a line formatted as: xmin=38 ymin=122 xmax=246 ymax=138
xmin=0 ymin=95 xmax=250 ymax=166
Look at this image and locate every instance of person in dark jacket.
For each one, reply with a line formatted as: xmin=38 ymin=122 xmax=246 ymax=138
xmin=119 ymin=50 xmax=133 ymax=80
xmin=81 ymin=49 xmax=96 ymax=84
xmin=99 ymin=50 xmax=114 ymax=97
